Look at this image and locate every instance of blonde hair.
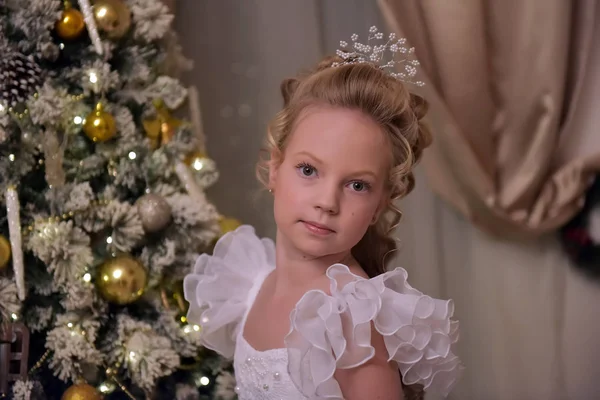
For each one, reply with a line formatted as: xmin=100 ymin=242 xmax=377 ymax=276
xmin=257 ymin=56 xmax=432 ymax=278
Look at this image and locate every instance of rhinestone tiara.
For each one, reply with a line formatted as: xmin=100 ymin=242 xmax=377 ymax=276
xmin=332 ymin=26 xmax=424 ymax=87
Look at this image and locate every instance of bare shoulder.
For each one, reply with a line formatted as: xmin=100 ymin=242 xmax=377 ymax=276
xmin=335 ymin=323 xmax=403 ymax=400
xmin=347 ymin=263 xmax=370 ymax=279
xmin=331 ymin=263 xmax=402 ymax=399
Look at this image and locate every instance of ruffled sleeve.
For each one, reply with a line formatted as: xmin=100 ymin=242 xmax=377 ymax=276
xmin=284 ymin=264 xmax=462 ymax=399
xmin=183 ymin=225 xmax=275 ymax=358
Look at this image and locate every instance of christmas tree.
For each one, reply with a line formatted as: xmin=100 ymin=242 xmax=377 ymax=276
xmin=0 ymin=0 xmax=237 ymax=399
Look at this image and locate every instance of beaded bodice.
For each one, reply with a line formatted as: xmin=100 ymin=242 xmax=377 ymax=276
xmin=233 ymin=335 xmax=306 ymax=399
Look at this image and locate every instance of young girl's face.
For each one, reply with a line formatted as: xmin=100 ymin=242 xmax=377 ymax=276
xmin=269 ymin=106 xmax=390 ymax=260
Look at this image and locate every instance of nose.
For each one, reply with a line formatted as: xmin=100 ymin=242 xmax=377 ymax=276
xmin=314 ymin=183 xmax=339 ymax=215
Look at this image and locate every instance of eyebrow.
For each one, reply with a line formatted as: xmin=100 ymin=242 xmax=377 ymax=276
xmin=294 ymin=151 xmax=324 ymax=165
xmin=294 ymin=151 xmax=378 ymax=180
xmin=350 ymin=170 xmax=378 ymax=180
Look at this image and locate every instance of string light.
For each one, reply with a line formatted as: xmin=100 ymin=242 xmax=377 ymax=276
xmin=128 ymin=151 xmax=136 ymax=160
xmin=89 ymin=71 xmax=98 ymax=83
xmin=98 ymin=381 xmax=116 ymax=394
xmin=66 ymin=322 xmax=86 ymax=337
xmin=106 ymin=236 xmax=113 ymax=244
xmin=192 ymin=158 xmax=205 ymax=171
xmin=29 ymin=349 xmax=51 ymax=375
xmin=194 ymin=375 xmax=210 ymax=386
xmin=104 ymin=365 xmax=136 ymax=400
xmin=73 ymin=116 xmax=83 ymax=124
xmin=83 ymin=273 xmax=92 ymax=282
xmin=11 ymin=313 xmax=18 ymax=320
xmin=182 ymin=323 xmax=201 ymax=334
xmin=8 ymin=154 xmax=15 ymax=161
xmin=9 ymin=107 xmax=29 ymax=119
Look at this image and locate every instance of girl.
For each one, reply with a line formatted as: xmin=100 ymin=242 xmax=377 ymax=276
xmin=184 ymin=28 xmax=462 ymax=400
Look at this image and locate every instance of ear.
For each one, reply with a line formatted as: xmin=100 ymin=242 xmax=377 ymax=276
xmin=268 ymin=151 xmax=281 ymax=190
xmin=281 ymin=78 xmax=299 ymax=106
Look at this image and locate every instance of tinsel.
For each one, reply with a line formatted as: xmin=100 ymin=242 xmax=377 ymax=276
xmin=6 ymin=186 xmax=25 ymax=300
xmin=174 ymin=161 xmax=207 ymax=203
xmin=187 ymin=86 xmax=205 ymax=152
xmin=42 ymin=129 xmax=66 ymax=187
xmin=77 ymin=0 xmax=104 ymax=55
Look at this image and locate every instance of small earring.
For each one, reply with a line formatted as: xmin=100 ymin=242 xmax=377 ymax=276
xmin=269 ymin=189 xmax=273 ymax=193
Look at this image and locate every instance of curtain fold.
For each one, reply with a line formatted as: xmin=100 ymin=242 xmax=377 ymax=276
xmin=378 ymin=0 xmax=598 ymax=237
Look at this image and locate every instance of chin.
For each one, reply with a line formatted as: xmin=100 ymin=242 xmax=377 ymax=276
xmin=295 ymin=241 xmax=334 ymax=258
xmin=292 ymin=232 xmax=345 ymax=259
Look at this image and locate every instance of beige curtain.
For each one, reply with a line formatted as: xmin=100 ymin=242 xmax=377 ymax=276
xmin=378 ymin=0 xmax=599 ymax=237
xmin=378 ymin=1 xmax=600 ymax=399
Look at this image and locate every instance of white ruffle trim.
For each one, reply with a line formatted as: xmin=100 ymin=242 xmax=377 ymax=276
xmin=284 ymin=264 xmax=462 ymax=398
xmin=184 ymin=226 xmax=462 ymax=397
xmin=183 ymin=225 xmax=275 ymax=358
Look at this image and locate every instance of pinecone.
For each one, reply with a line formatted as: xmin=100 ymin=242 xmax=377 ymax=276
xmin=0 ymin=52 xmax=43 ymax=108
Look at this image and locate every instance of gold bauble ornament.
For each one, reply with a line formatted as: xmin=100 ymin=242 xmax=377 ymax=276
xmin=83 ymin=102 xmax=116 ymax=142
xmin=96 ymin=255 xmax=147 ymax=305
xmin=93 ymin=0 xmax=131 ymax=40
xmin=56 ymin=1 xmax=85 ymax=40
xmin=219 ymin=215 xmax=242 ymax=236
xmin=61 ymin=383 xmax=103 ymax=400
xmin=0 ymin=234 xmax=11 ymax=270
xmin=142 ymin=99 xmax=183 ymax=149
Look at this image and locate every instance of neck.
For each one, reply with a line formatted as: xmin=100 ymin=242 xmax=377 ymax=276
xmin=272 ymin=229 xmax=353 ymax=291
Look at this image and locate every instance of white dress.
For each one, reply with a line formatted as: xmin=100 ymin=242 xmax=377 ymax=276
xmin=184 ymin=226 xmax=462 ymax=399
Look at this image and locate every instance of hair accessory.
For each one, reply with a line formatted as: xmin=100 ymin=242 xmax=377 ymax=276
xmin=332 ymin=26 xmax=424 ymax=87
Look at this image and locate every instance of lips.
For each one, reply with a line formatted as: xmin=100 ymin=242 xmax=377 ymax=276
xmin=301 ymin=220 xmax=335 ymax=235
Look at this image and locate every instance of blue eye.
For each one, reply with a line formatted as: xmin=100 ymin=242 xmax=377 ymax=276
xmin=296 ymin=162 xmax=317 ymax=177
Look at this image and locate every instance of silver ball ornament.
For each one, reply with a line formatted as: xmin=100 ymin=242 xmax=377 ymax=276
xmin=136 ymin=193 xmax=172 ymax=233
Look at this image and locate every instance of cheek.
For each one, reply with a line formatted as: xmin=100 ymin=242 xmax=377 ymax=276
xmin=342 ymin=206 xmax=374 ymax=247
xmin=348 ymin=204 xmax=375 ymax=227
xmin=345 ymin=195 xmax=378 ymax=221
xmin=272 ymin=172 xmax=303 ymax=220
